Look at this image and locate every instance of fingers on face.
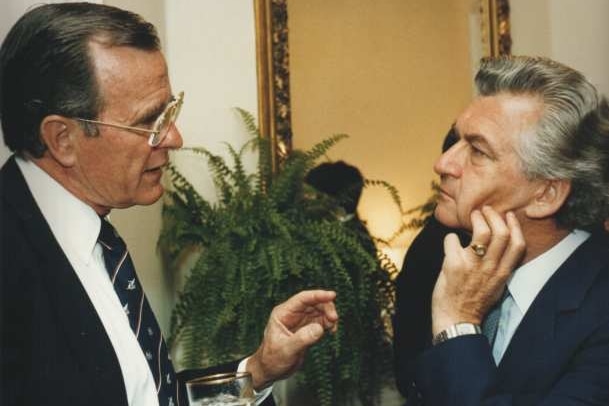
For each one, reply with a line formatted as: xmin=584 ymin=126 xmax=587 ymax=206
xmin=471 ymin=207 xmax=525 ymax=275
xmin=479 ymin=206 xmax=510 ymax=259
xmin=470 ymin=208 xmax=491 ymax=244
xmin=443 ymin=232 xmax=463 ymax=258
xmin=498 ymin=212 xmax=526 ymax=271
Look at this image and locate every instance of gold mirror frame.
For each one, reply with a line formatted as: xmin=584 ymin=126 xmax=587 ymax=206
xmin=481 ymin=0 xmax=512 ymax=56
xmin=254 ymin=0 xmax=291 ymax=172
xmin=254 ymin=0 xmax=511 ymax=170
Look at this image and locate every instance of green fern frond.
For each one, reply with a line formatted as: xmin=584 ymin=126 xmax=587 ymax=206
xmin=305 ymin=133 xmax=349 ymax=162
xmin=159 ymin=110 xmax=431 ymax=406
xmin=365 ymin=178 xmax=404 ymax=212
xmin=234 ymin=107 xmax=260 ymax=138
xmin=255 ymin=136 xmax=274 ymax=192
xmin=186 ymin=147 xmax=235 ymax=203
xmin=222 ymin=141 xmax=252 ymax=194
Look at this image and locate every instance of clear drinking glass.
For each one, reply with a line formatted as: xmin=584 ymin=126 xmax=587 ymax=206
xmin=186 ymin=372 xmax=255 ymax=406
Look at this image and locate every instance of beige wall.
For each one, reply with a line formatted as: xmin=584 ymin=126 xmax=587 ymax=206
xmin=0 ymin=0 xmax=258 ymax=332
xmin=105 ymin=0 xmax=259 ymax=331
xmin=288 ymin=0 xmax=475 ymax=264
xmin=549 ymin=0 xmax=609 ymax=97
xmin=511 ymin=0 xmax=609 ymax=97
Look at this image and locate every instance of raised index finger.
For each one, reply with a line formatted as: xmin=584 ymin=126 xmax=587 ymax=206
xmin=278 ymin=290 xmax=338 ymax=319
xmin=481 ymin=205 xmax=511 ymax=262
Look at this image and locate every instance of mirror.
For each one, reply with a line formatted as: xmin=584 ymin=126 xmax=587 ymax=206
xmin=255 ymin=0 xmax=510 ymax=165
xmin=255 ymin=0 xmax=511 ymax=261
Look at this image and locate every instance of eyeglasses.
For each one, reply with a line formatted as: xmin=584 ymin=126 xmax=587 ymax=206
xmin=74 ymin=91 xmax=184 ymax=147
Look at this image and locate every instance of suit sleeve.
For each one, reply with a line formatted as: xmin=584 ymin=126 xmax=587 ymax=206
xmin=413 ymin=316 xmax=609 ymax=406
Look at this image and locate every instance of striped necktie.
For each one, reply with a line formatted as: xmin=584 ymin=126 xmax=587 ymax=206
xmin=98 ymin=218 xmax=179 ymax=406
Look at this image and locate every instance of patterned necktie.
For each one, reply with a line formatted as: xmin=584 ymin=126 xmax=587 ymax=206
xmin=98 ymin=218 xmax=178 ymax=406
xmin=482 ymin=288 xmax=510 ymax=346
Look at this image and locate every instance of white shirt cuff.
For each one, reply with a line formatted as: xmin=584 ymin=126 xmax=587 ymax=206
xmin=238 ymin=357 xmax=274 ymax=405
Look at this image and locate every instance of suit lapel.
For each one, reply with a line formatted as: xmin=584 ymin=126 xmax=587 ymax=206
xmin=497 ymin=232 xmax=609 ymax=389
xmin=2 ymin=158 xmax=128 ymax=405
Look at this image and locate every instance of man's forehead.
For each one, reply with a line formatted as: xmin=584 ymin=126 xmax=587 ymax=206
xmin=455 ymin=93 xmax=544 ymax=141
xmin=89 ymin=42 xmax=168 ymax=81
xmin=89 ymin=42 xmax=171 ymax=115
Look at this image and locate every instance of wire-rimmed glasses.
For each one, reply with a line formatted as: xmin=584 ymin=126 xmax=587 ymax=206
xmin=75 ymin=91 xmax=184 ymax=146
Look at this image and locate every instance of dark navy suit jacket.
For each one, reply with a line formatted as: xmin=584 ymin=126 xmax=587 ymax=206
xmin=394 ymin=217 xmax=609 ymax=405
xmin=1 ymin=157 xmax=275 ymax=406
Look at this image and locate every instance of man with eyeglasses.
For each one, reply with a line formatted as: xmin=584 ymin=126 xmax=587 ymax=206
xmin=0 ymin=4 xmax=338 ymax=406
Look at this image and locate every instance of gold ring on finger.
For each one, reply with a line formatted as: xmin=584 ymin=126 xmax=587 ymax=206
xmin=470 ymin=243 xmax=487 ymax=257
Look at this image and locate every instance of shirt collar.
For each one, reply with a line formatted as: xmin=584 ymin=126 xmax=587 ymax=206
xmin=507 ymin=229 xmax=591 ymax=315
xmin=16 ymin=157 xmax=102 ymax=265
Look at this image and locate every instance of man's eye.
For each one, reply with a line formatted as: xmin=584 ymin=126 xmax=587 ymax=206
xmin=137 ymin=117 xmax=157 ymax=129
xmin=470 ymin=144 xmax=488 ymax=158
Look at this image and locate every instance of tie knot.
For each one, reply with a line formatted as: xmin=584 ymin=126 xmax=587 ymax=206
xmin=98 ymin=218 xmax=122 ymax=249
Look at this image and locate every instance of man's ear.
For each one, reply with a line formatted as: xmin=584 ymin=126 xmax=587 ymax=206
xmin=39 ymin=115 xmax=79 ymax=167
xmin=525 ymin=179 xmax=571 ymax=219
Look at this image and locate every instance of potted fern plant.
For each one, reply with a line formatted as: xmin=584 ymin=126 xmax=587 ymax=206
xmin=160 ymin=109 xmax=398 ymax=405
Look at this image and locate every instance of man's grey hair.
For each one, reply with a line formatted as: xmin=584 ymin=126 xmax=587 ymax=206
xmin=475 ymin=56 xmax=609 ymax=230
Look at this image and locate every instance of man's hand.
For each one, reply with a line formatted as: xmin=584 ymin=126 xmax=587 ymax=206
xmin=431 ymin=206 xmax=526 ymax=335
xmin=246 ymin=290 xmax=338 ymax=389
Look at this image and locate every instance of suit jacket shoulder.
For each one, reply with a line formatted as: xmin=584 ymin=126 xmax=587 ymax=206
xmin=413 ymin=231 xmax=609 ymax=406
xmin=1 ymin=158 xmax=273 ymax=406
xmin=2 ymin=157 xmax=129 ymax=406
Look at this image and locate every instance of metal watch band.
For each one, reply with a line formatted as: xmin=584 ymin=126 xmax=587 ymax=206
xmin=432 ymin=322 xmax=482 ymax=346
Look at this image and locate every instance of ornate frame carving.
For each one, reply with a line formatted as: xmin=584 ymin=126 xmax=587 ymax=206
xmin=254 ymin=0 xmax=291 ymax=172
xmin=254 ymin=0 xmax=511 ymax=168
xmin=480 ymin=0 xmax=512 ymax=57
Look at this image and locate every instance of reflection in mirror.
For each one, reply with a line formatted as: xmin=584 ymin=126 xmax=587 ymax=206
xmin=256 ymin=0 xmax=511 ymax=264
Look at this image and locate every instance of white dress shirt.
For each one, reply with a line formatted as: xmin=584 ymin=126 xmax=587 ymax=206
xmin=492 ymin=229 xmax=591 ymax=364
xmin=16 ymin=158 xmax=271 ymax=405
xmin=17 ymin=157 xmax=161 ymax=406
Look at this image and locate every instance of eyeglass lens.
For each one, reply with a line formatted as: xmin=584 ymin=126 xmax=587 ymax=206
xmin=148 ymin=91 xmax=184 ymax=146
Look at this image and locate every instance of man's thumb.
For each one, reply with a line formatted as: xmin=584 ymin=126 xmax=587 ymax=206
xmin=294 ymin=323 xmax=324 ymax=347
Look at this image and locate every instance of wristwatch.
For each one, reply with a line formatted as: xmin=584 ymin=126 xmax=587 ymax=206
xmin=432 ymin=322 xmax=481 ymax=346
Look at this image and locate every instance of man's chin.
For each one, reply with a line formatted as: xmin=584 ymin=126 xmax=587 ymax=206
xmin=135 ymin=185 xmax=165 ymax=206
xmin=433 ymin=207 xmax=464 ymax=230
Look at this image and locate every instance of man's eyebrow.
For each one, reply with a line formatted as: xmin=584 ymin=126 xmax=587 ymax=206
xmin=133 ymin=97 xmax=171 ymax=125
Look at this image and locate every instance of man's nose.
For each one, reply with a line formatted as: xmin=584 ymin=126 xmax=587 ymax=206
xmin=433 ymin=142 xmax=463 ymax=178
xmin=158 ymin=122 xmax=183 ymax=150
